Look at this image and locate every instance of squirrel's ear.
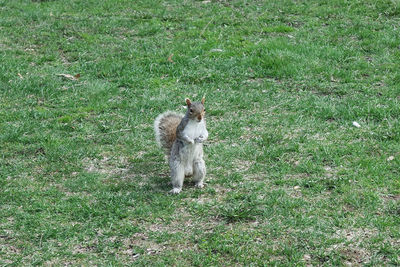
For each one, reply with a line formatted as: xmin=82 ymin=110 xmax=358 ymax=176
xmin=185 ymin=98 xmax=192 ymax=106
xmin=201 ymin=97 xmax=205 ymax=105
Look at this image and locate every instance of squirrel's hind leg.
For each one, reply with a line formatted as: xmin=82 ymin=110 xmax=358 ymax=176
xmin=169 ymin=160 xmax=184 ymax=194
xmin=193 ymin=159 xmax=206 ymax=188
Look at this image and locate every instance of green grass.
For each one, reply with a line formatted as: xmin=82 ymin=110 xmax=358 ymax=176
xmin=1 ymin=0 xmax=399 ymax=265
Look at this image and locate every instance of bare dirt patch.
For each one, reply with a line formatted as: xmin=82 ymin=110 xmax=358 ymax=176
xmin=328 ymin=228 xmax=379 ymax=265
xmin=83 ymin=156 xmax=129 ymax=176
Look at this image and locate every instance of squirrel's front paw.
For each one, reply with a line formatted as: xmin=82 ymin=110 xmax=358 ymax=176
xmin=195 ymin=136 xmax=204 ymax=143
xmin=186 ymin=138 xmax=195 ymax=144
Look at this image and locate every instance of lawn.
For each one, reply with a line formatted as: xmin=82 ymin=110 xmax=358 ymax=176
xmin=0 ymin=0 xmax=399 ymax=265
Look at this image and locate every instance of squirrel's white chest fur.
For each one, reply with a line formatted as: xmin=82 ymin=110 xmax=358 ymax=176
xmin=182 ymin=119 xmax=206 ymax=140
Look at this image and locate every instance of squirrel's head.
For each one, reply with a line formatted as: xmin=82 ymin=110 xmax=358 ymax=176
xmin=185 ymin=97 xmax=206 ymax=122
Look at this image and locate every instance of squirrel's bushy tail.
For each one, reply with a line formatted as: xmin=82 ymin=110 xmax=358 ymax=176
xmin=154 ymin=111 xmax=183 ymax=155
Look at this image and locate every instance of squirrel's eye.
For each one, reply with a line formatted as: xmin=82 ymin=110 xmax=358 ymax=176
xmin=190 ymin=109 xmax=193 ymax=113
xmin=204 ymin=109 xmax=206 ymax=112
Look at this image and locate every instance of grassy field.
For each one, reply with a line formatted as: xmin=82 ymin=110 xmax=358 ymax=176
xmin=1 ymin=0 xmax=399 ymax=265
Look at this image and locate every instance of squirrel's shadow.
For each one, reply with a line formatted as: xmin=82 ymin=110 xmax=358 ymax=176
xmin=122 ymin=155 xmax=198 ymax=193
xmin=121 ymin=159 xmax=168 ymax=192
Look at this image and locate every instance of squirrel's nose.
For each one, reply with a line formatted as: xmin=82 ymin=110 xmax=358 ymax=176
xmin=197 ymin=115 xmax=202 ymax=121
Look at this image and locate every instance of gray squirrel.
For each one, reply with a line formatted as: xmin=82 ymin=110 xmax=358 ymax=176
xmin=154 ymin=98 xmax=208 ymax=194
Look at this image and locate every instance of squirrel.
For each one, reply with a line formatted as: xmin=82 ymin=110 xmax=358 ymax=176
xmin=154 ymin=98 xmax=208 ymax=194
